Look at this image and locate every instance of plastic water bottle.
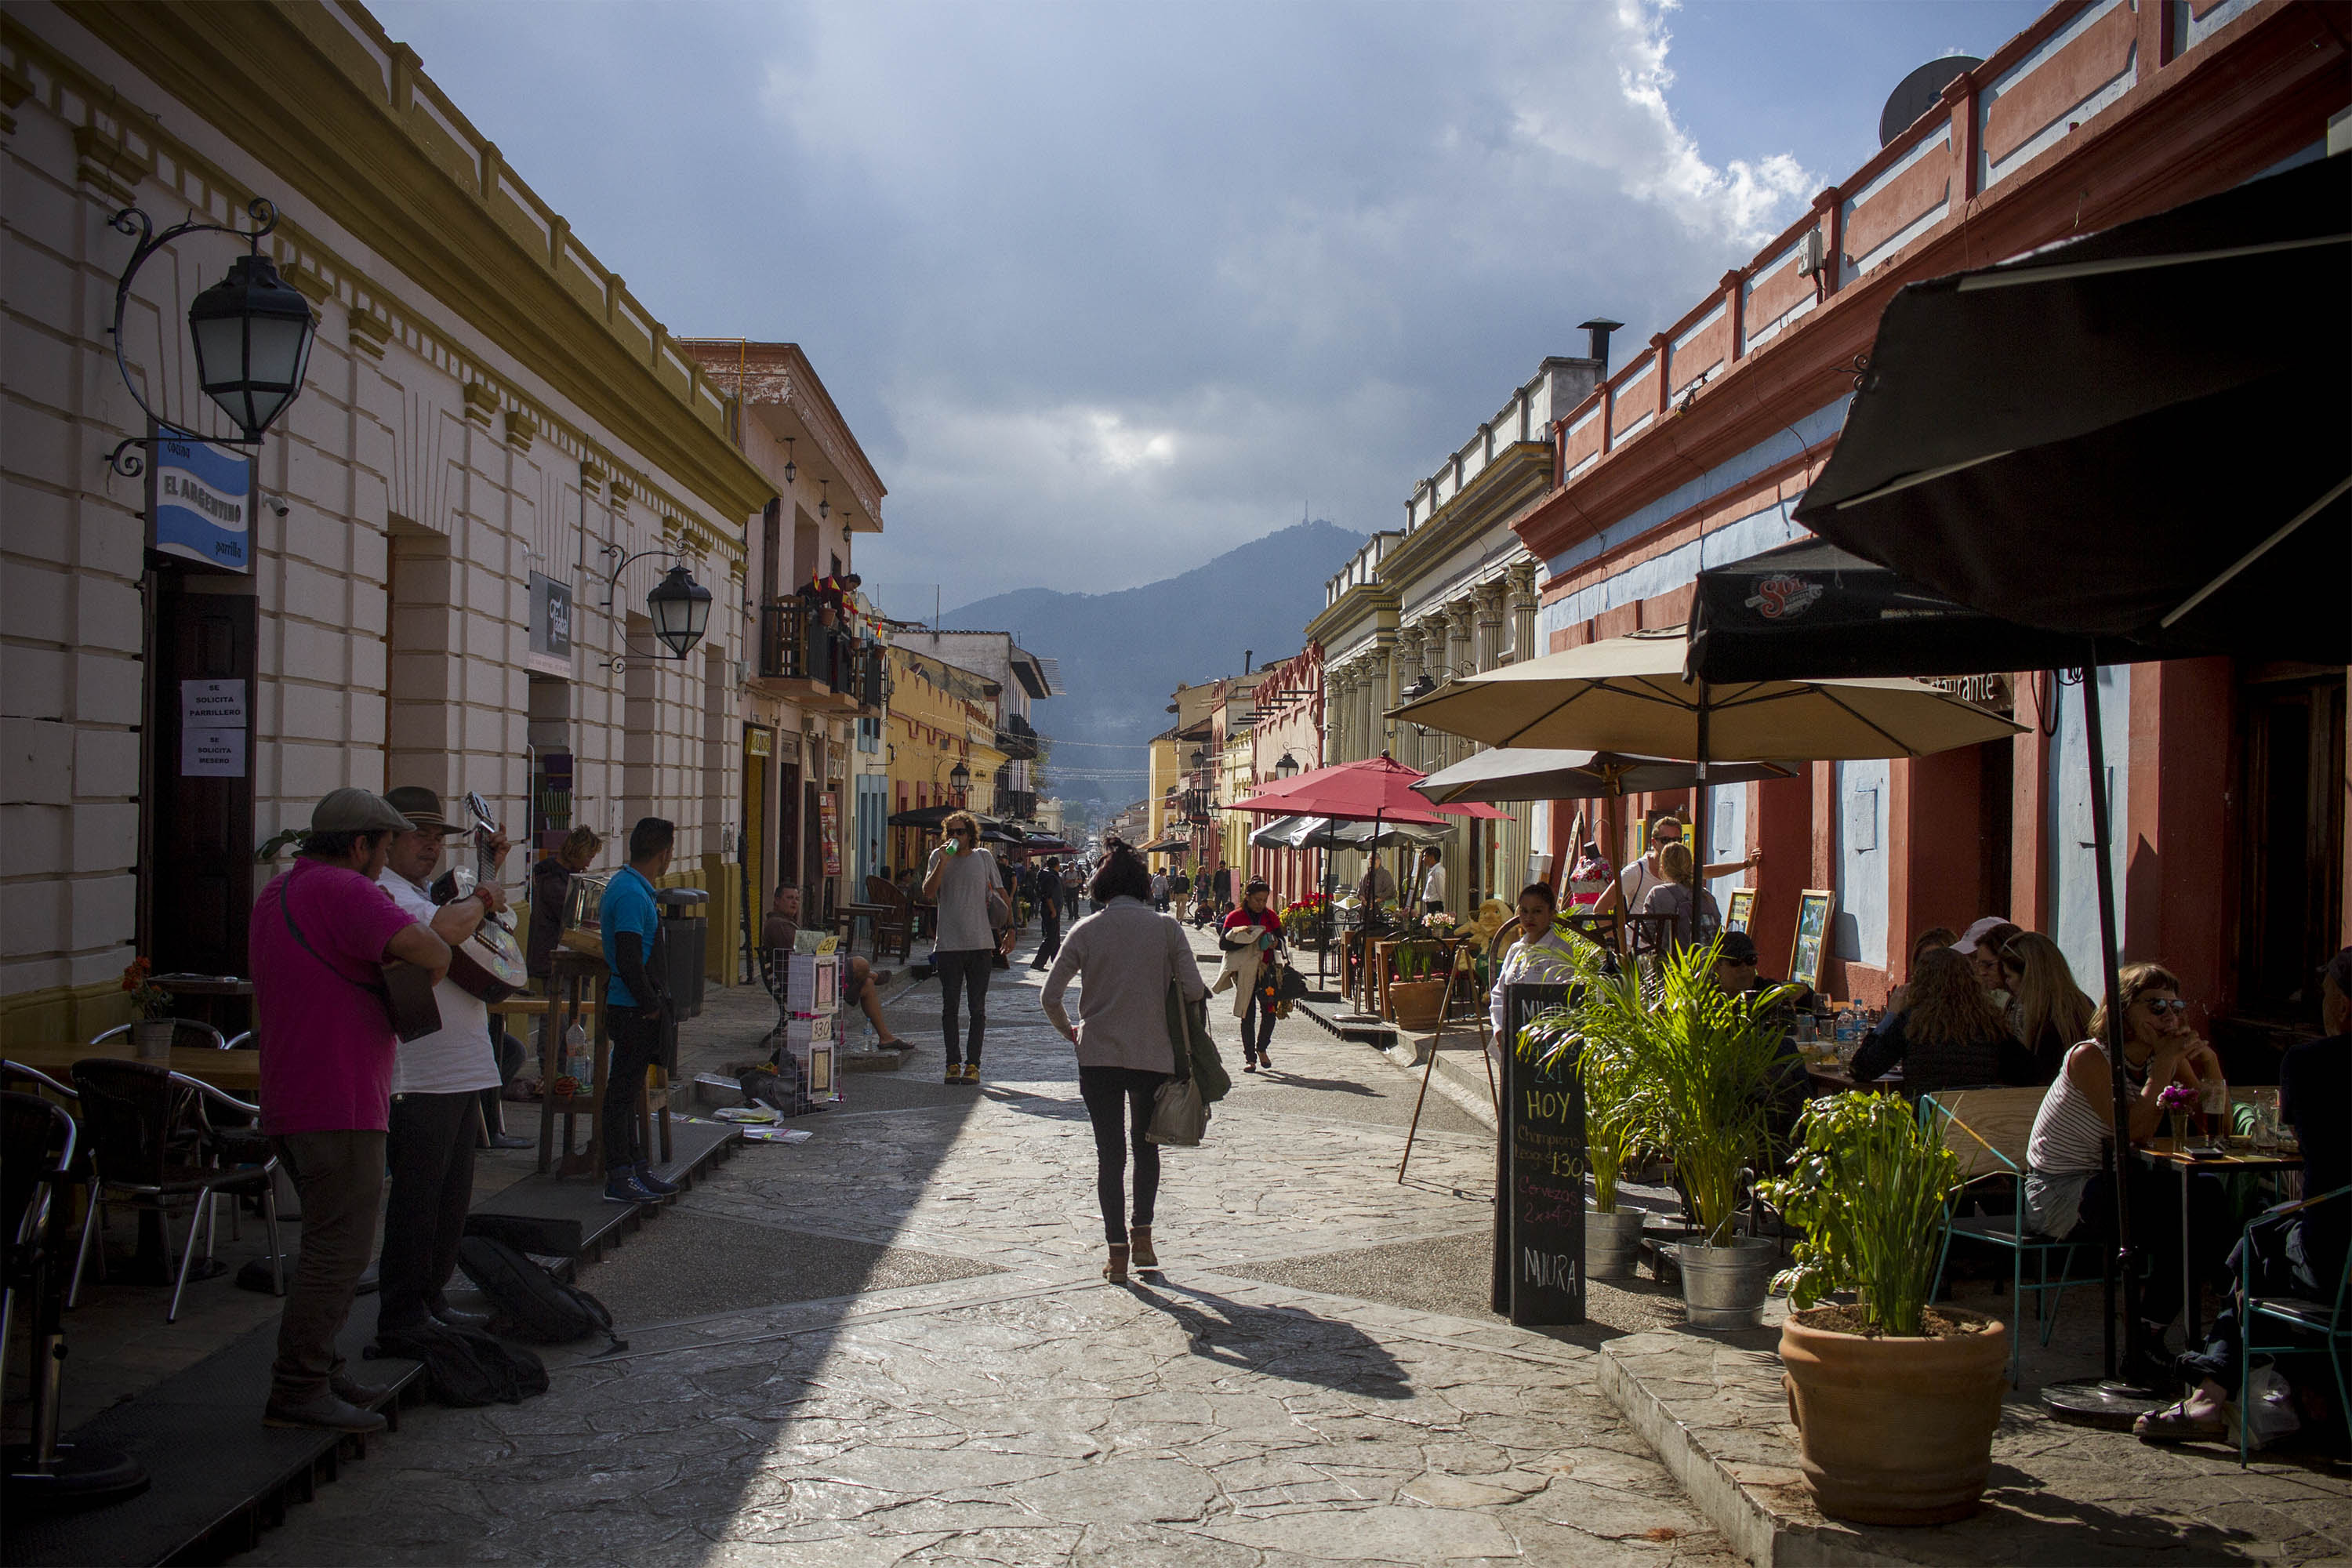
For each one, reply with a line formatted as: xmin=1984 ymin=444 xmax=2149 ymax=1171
xmin=563 ymin=1017 xmax=590 ymax=1084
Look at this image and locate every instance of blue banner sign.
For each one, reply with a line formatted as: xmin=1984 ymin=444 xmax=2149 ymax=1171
xmin=152 ymin=434 xmax=252 ymax=573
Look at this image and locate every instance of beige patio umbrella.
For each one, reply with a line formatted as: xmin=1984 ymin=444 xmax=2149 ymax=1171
xmin=1388 ymin=626 xmax=2022 ymax=871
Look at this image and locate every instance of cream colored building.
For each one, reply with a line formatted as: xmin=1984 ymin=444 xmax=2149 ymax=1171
xmin=1303 ymin=354 xmax=1602 ymax=907
xmin=1 ymin=3 xmax=776 ymax=1040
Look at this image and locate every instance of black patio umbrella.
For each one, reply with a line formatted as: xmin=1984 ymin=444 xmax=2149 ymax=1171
xmin=886 ymin=804 xmax=1004 ymax=832
xmin=1791 ymin=151 xmax=2349 ymax=665
xmin=1763 ymin=152 xmax=2350 ymax=1404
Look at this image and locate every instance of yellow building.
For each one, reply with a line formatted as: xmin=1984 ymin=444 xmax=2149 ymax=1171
xmin=883 ymin=641 xmax=1005 ymax=876
xmin=1145 ymin=731 xmax=1181 ymax=850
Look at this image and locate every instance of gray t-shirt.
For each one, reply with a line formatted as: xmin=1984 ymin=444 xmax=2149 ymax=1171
xmin=927 ymin=844 xmax=1000 ymax=952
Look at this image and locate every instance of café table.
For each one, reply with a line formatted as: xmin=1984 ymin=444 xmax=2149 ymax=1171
xmin=3 ymin=1039 xmax=262 ymax=1094
xmin=834 ymin=902 xmax=888 ymax=954
xmin=2134 ymin=1138 xmax=2303 ymax=1342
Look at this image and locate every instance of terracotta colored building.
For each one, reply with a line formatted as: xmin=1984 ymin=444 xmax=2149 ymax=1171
xmin=1504 ymin=0 xmax=2347 ymax=1048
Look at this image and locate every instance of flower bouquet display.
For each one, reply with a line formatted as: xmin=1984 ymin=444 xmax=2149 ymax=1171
xmin=121 ymin=957 xmax=176 ymax=1059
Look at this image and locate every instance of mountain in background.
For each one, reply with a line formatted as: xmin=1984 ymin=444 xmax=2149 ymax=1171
xmin=939 ymin=519 xmax=1365 ymax=812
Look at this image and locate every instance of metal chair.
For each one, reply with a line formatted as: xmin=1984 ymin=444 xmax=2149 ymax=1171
xmin=2238 ymin=1183 xmax=2350 ymax=1467
xmin=1925 ymin=1087 xmax=2107 ymax=1386
xmin=223 ymin=1030 xmax=254 ymax=1049
xmin=66 ymin=1060 xmax=282 ymax=1321
xmin=90 ymin=1018 xmax=227 ymax=1053
xmin=2 ymin=1091 xmax=147 ymax=1507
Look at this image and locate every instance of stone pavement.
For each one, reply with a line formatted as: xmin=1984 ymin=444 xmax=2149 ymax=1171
xmin=236 ymin=923 xmax=1742 ymax=1566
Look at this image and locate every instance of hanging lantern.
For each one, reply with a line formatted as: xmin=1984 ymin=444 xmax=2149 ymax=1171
xmin=646 ymin=564 xmax=713 ymax=658
xmin=186 ymin=252 xmax=318 ymax=441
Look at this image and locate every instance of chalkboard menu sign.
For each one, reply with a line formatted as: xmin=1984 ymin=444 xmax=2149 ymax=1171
xmin=1501 ymin=981 xmax=1584 ymax=1327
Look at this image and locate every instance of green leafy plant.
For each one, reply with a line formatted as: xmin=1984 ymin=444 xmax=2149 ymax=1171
xmin=1758 ymin=1091 xmax=1963 ymax=1336
xmin=1526 ymin=939 xmax=1794 ymax=1247
xmin=1394 ymin=938 xmax=1443 ymax=981
xmin=1518 ymin=941 xmax=1644 ymax=1214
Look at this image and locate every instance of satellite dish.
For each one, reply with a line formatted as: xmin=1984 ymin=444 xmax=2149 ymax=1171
xmin=1878 ymin=56 xmax=1982 ymax=147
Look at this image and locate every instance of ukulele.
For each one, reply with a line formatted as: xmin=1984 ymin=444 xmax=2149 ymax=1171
xmin=430 ymin=793 xmax=532 ymax=1003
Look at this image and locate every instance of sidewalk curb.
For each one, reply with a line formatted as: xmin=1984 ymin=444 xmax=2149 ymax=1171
xmin=1595 ymin=1332 xmax=1902 ymax=1568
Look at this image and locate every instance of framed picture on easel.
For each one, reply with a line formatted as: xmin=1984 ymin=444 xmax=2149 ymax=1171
xmin=1789 ymin=888 xmax=1835 ymax=992
xmin=1725 ymin=887 xmax=1755 ymax=934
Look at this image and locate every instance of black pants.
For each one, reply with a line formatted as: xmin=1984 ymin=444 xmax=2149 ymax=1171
xmin=2073 ymin=1163 xmax=2233 ymax=1329
xmin=936 ymin=949 xmax=991 ymax=1065
xmin=378 ymin=1091 xmax=479 ymax=1333
xmin=604 ymin=1007 xmax=663 ymax=1175
xmin=1242 ymin=984 xmax=1276 ymax=1060
xmin=1079 ymin=1065 xmax=1167 ymax=1245
xmin=1031 ymin=902 xmax=1062 ymax=967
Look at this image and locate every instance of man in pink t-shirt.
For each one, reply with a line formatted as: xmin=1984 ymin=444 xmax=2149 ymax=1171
xmin=249 ymin=788 xmax=448 ymax=1434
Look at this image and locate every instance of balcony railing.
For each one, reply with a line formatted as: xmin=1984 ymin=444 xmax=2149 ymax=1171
xmin=996 ymin=712 xmax=1040 ymax=760
xmin=757 ymin=598 xmax=882 ymax=710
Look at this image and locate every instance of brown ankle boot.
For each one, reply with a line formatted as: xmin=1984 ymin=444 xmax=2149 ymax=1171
xmin=1128 ymin=1226 xmax=1157 ymax=1269
xmin=1103 ymin=1243 xmax=1131 ymax=1284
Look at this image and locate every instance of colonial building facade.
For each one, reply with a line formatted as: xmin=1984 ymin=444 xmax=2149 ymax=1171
xmin=0 ymin=3 xmax=793 ymax=1040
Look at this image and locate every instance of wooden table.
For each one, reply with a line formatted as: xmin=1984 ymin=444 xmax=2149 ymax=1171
xmin=3 ymin=1040 xmax=262 ymax=1094
xmin=151 ymin=975 xmax=253 ymax=1036
xmin=2136 ymin=1138 xmax=2303 ymax=1340
xmin=834 ymin=902 xmax=888 ymax=954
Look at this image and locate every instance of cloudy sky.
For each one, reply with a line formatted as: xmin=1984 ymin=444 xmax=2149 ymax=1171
xmin=376 ymin=0 xmax=2044 ymax=609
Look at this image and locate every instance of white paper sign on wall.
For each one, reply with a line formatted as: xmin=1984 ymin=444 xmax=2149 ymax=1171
xmin=180 ymin=678 xmax=248 ymax=778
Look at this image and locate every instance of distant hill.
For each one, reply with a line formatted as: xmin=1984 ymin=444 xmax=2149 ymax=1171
xmin=941 ymin=520 xmax=1366 ymax=809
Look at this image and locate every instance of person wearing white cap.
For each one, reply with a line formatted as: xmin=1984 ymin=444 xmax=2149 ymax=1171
xmin=249 ymin=788 xmax=451 ymax=1434
xmin=1953 ymin=916 xmax=2023 ymax=1001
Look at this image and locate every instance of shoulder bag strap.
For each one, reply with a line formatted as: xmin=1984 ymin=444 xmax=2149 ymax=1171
xmin=279 ymin=863 xmax=392 ymax=1002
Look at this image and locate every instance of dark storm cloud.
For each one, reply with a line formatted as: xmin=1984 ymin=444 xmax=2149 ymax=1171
xmin=374 ymin=0 xmax=1820 ymax=604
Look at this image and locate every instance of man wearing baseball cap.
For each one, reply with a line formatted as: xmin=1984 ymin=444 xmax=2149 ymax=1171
xmin=249 ymin=788 xmax=450 ymax=1433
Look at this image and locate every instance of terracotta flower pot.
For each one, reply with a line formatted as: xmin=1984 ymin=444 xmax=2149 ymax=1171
xmin=1778 ymin=1306 xmax=2007 ymax=1526
xmin=1387 ymin=977 xmax=1448 ymax=1030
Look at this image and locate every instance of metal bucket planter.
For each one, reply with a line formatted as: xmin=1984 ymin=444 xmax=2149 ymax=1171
xmin=132 ymin=1019 xmax=175 ymax=1061
xmin=1585 ymin=1208 xmax=1647 ymax=1280
xmin=1673 ymin=1236 xmax=1778 ymax=1330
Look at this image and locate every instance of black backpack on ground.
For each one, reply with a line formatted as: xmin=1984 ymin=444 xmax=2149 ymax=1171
xmin=367 ymin=1323 xmax=547 ymax=1407
xmin=456 ymin=1233 xmax=626 ymax=1352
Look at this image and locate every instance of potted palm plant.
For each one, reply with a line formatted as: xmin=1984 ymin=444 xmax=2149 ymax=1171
xmin=1759 ymin=1093 xmax=2006 ymax=1525
xmin=1522 ymin=973 xmax=1650 ymax=1280
xmin=1581 ymin=940 xmax=1791 ymax=1327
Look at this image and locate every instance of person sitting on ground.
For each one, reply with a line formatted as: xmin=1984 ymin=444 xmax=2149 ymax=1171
xmin=1999 ymin=931 xmax=2096 ymax=1084
xmin=2025 ymin=961 xmax=2234 ymax=1383
xmin=764 ymin=884 xmax=902 ymax=1048
xmin=2138 ymin=946 xmax=2350 ymax=1443
xmin=1849 ymin=946 xmax=2038 ymax=1098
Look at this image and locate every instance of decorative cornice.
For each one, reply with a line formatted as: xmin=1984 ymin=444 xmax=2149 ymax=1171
xmin=4 ymin=11 xmax=749 ymax=564
xmin=503 ymin=407 xmax=536 ymax=452
xmin=460 ymin=380 xmax=498 ymax=430
xmin=45 ymin=1 xmax=771 ymax=528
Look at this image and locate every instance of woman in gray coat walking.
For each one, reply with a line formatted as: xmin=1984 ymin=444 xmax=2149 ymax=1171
xmin=1043 ymin=842 xmax=1207 ymax=1283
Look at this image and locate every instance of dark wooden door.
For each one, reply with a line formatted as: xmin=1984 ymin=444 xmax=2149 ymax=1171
xmin=144 ymin=579 xmax=256 ymax=977
xmin=2238 ymin=673 xmax=2347 ymax=1018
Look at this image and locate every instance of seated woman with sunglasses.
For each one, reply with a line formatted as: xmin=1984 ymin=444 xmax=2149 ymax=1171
xmin=2024 ymin=962 xmax=2233 ymax=1375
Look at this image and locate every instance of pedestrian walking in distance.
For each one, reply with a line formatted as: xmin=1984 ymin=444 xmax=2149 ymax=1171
xmin=1043 ymin=842 xmax=1207 ymax=1283
xmin=923 ymin=811 xmax=1007 ymax=1084
xmin=1029 ymin=858 xmax=1065 ymax=971
xmin=1215 ymin=880 xmax=1285 ymax=1073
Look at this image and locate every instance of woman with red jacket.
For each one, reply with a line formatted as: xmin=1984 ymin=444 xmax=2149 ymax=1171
xmin=1216 ymin=881 xmax=1285 ymax=1073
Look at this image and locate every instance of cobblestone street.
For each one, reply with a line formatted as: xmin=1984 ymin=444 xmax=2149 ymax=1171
xmin=242 ymin=927 xmax=1735 ymax=1566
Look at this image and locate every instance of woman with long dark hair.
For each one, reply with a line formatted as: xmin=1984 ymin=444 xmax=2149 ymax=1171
xmin=1041 ymin=842 xmax=1207 ymax=1283
xmin=1848 ymin=946 xmax=2035 ymax=1097
xmin=1998 ymin=931 xmax=2095 ymax=1083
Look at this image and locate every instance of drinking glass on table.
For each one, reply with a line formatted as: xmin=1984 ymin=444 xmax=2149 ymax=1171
xmin=2198 ymin=1078 xmax=2227 ymax=1143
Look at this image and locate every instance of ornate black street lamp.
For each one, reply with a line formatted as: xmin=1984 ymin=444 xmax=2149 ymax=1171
xmin=598 ymin=543 xmax=711 ymax=663
xmin=104 ymin=197 xmax=318 ymax=477
xmin=1274 ymin=751 xmax=1301 ymax=780
xmin=949 ymin=760 xmax=971 ymax=804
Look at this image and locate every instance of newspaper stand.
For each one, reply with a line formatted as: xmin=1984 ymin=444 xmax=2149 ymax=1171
xmin=781 ymin=931 xmax=842 ymax=1105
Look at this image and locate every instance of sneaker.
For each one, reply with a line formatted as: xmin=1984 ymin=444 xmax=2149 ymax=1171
xmin=944 ymin=1065 xmax=963 ymax=1084
xmin=1243 ymin=1060 xmax=1258 ymax=1073
xmin=487 ymin=1131 xmax=535 ymax=1150
xmin=264 ymin=1392 xmax=388 ymax=1433
xmin=961 ymin=1062 xmax=981 ymax=1085
xmin=329 ymin=1374 xmax=394 ymax=1406
xmin=634 ymin=1164 xmax=680 ymax=1197
xmin=604 ymin=1173 xmax=660 ymax=1204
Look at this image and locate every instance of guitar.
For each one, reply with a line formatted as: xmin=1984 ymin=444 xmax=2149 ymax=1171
xmin=430 ymin=792 xmax=532 ymax=1003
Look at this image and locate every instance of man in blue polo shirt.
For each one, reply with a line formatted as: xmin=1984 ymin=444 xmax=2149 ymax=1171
xmin=598 ymin=817 xmax=676 ymax=1205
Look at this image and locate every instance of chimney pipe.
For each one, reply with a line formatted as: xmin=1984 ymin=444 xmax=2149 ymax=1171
xmin=1578 ymin=318 xmax=1624 ymax=368
xmin=1244 ymin=649 xmax=1253 ymax=674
